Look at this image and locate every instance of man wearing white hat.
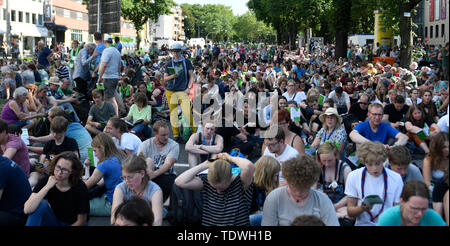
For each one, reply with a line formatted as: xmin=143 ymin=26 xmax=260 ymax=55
xmin=162 ymin=42 xmax=196 ymax=143
xmin=97 ymin=34 xmax=123 ymax=117
xmin=47 ymin=76 xmax=81 ymax=123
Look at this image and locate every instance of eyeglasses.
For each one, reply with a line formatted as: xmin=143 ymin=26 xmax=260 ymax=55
xmin=359 ymin=102 xmax=369 ymax=105
xmin=370 ymin=112 xmax=383 ymax=117
xmin=54 ymin=166 xmax=71 ymax=174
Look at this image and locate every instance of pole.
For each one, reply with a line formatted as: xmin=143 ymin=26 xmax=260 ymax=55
xmin=6 ymin=0 xmax=11 ymax=57
xmin=97 ymin=0 xmax=101 ymax=33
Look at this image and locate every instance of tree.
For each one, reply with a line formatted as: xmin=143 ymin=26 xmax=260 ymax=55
xmin=233 ymin=12 xmax=275 ymax=43
xmin=121 ymin=0 xmax=174 ymax=50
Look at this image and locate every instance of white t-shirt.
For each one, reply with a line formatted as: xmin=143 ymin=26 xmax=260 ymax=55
xmin=282 ymin=91 xmax=306 ymax=105
xmin=437 ymin=114 xmax=449 ymax=133
xmin=263 ymin=144 xmax=300 ymax=184
xmin=345 ymin=167 xmax=403 ymax=226
xmin=112 ymin=132 xmax=142 ymax=155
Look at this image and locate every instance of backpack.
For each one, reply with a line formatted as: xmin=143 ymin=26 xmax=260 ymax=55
xmin=167 ymin=183 xmax=203 ymax=226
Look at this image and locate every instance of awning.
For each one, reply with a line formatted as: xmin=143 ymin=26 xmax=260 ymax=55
xmin=11 ymin=26 xmax=49 ymax=37
xmin=44 ymin=23 xmax=68 ymax=31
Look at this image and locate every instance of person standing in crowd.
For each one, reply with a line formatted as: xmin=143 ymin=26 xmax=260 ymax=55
xmin=97 ymin=34 xmax=123 ymax=117
xmin=377 ymin=181 xmax=446 ymax=226
xmin=162 ymin=42 xmax=196 ymax=143
xmin=114 ymin=37 xmax=123 ymax=54
xmin=345 ymin=141 xmax=404 ymax=226
xmin=73 ymin=43 xmax=98 ymax=100
xmin=37 ymin=41 xmax=53 ymax=69
xmin=24 ymin=152 xmax=89 ymax=226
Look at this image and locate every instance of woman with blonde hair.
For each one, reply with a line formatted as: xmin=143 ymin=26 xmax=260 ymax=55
xmin=111 ymin=155 xmax=163 ymax=226
xmin=375 ymin=82 xmax=387 ymax=103
xmin=84 ymin=132 xmax=125 ymax=216
xmin=175 ymin=152 xmax=254 ymax=226
xmin=249 ymin=156 xmax=280 ymax=226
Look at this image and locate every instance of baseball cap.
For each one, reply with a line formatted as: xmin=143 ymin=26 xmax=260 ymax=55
xmin=170 ymin=42 xmax=183 ymax=51
xmin=104 ymin=34 xmax=113 ymax=43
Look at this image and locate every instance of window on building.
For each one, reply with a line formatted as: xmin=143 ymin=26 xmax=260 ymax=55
xmin=18 ymin=11 xmax=23 ymax=23
xmin=436 ymin=25 xmax=439 ymax=38
xmin=38 ymin=14 xmax=43 ymax=26
xmin=11 ymin=10 xmax=16 ymax=22
xmin=425 ymin=26 xmax=428 ymax=38
xmin=64 ymin=9 xmax=70 ymax=18
xmin=56 ymin=7 xmax=64 ymax=17
xmin=26 ymin=13 xmax=30 ymax=23
xmin=71 ymin=29 xmax=83 ymax=43
xmin=70 ymin=11 xmax=77 ymax=19
xmin=430 ymin=26 xmax=433 ymax=38
xmin=77 ymin=12 xmax=83 ymax=20
xmin=3 ymin=9 xmax=6 ymax=21
xmin=442 ymin=24 xmax=445 ymax=37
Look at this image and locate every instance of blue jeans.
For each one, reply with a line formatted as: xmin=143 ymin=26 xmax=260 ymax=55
xmin=26 ymin=200 xmax=71 ymax=226
xmin=59 ymin=102 xmax=81 ymax=123
xmin=131 ymin=123 xmax=153 ymax=139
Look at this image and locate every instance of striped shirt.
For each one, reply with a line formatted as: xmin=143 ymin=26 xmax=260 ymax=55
xmin=200 ymin=174 xmax=252 ymax=226
xmin=56 ymin=65 xmax=70 ymax=80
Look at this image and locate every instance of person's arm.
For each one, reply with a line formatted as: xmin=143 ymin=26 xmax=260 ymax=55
xmin=111 ymin=185 xmax=124 ymax=225
xmin=151 ymin=189 xmax=164 ymax=226
xmin=86 ymin=115 xmax=100 ymax=128
xmin=220 ymin=153 xmax=254 ymax=189
xmin=97 ymin=62 xmax=108 ymax=82
xmin=84 ymin=169 xmax=104 ymax=190
xmin=347 ymin=197 xmax=372 ymax=218
xmin=393 ymin=132 xmax=408 ymax=146
xmin=24 ymin=176 xmax=57 ymax=214
xmin=149 ymin=157 xmax=176 ymax=180
xmin=405 ymin=121 xmax=423 ymax=133
xmin=29 ymin=134 xmax=53 ymax=144
xmin=293 ymin=135 xmax=305 ymax=154
xmin=198 ymin=135 xmax=224 ymax=154
xmin=81 ymin=50 xmax=98 ymax=66
xmin=8 ymin=101 xmax=41 ymax=121
xmin=2 ymin=147 xmax=17 ymax=160
xmin=311 ymin=135 xmax=321 ymax=149
xmin=422 ymin=156 xmax=432 ymax=188
xmin=349 ymin=129 xmax=370 ymax=144
xmin=174 ymin=161 xmax=208 ymax=190
xmin=185 ymin=133 xmax=209 ymax=155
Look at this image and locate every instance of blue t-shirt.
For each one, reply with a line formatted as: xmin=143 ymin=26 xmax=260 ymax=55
xmin=295 ymin=68 xmax=305 ymax=78
xmin=354 ymin=121 xmax=399 ymax=144
xmin=38 ymin=47 xmax=52 ymax=67
xmin=377 ymin=205 xmax=446 ymax=226
xmin=65 ymin=122 xmax=93 ymax=162
xmin=96 ymin=156 xmax=123 ymax=203
xmin=94 ymin=42 xmax=106 ymax=67
xmin=0 ymin=156 xmax=32 ymax=215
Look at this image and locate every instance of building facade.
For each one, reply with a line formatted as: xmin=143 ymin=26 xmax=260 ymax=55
xmin=146 ymin=5 xmax=185 ymax=46
xmin=423 ymin=0 xmax=449 ymax=45
xmin=0 ymin=0 xmax=48 ymax=57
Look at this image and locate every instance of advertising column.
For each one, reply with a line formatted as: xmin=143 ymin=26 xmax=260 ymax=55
xmin=374 ymin=10 xmax=394 ymax=54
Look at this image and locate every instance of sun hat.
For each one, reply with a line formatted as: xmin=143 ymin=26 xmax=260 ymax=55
xmin=49 ymin=76 xmax=62 ymax=86
xmin=319 ymin=107 xmax=343 ymax=124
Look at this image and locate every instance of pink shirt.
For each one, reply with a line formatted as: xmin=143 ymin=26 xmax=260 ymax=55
xmin=0 ymin=134 xmax=30 ymax=177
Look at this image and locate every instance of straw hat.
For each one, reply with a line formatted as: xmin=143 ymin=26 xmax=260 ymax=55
xmin=319 ymin=107 xmax=342 ymax=124
xmin=49 ymin=76 xmax=62 ymax=86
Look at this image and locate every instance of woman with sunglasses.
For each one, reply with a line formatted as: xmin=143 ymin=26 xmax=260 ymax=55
xmin=24 ymin=152 xmax=89 ymax=226
xmin=111 ymin=155 xmax=163 ymax=226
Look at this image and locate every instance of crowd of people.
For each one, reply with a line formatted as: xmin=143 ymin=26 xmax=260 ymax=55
xmin=0 ymin=32 xmax=448 ymax=227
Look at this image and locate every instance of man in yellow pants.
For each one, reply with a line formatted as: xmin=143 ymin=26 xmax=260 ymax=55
xmin=163 ymin=42 xmax=196 ymax=143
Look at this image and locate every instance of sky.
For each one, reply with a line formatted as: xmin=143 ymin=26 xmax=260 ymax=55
xmin=173 ymin=0 xmax=250 ymax=16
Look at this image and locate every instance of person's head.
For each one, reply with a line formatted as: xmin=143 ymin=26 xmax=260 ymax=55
xmin=357 ymin=141 xmax=388 ymax=177
xmin=61 ymin=78 xmax=70 ymax=90
xmin=0 ymin=119 xmax=9 ymax=144
xmin=400 ymin=181 xmax=430 ymax=226
xmin=319 ymin=107 xmax=342 ymax=131
xmin=114 ymin=36 xmax=120 ymax=44
xmin=47 ymin=106 xmax=64 ymax=122
xmin=91 ymin=132 xmax=123 ymax=163
xmin=406 ymin=104 xmax=425 ymax=126
xmin=92 ymin=89 xmax=104 ymax=105
xmin=322 ymin=99 xmax=334 ymax=112
xmin=207 ymin=159 xmax=233 ymax=193
xmin=287 ymin=80 xmax=296 ymax=93
xmin=49 ymin=151 xmax=83 ymax=187
xmin=133 ymin=92 xmax=148 ymax=108
xmin=388 ymin=146 xmax=411 ymax=178
xmin=264 ymin=126 xmax=286 ymax=155
xmin=393 ymin=94 xmax=405 ymax=111
xmin=427 ymin=132 xmax=449 ymax=169
xmin=13 ymin=87 xmax=28 ymax=103
xmin=121 ymin=155 xmax=150 ymax=191
xmin=202 ymin=121 xmax=216 ymax=138
xmin=104 ymin=34 xmax=113 ymax=45
xmin=49 ymin=76 xmax=62 ymax=91
xmin=105 ymin=117 xmax=128 ymax=138
xmin=113 ymin=197 xmax=154 ymax=226
xmin=85 ymin=43 xmax=96 ymax=54
xmin=152 ymin=120 xmax=170 ymax=146
xmin=253 ymin=156 xmax=280 ymax=195
xmin=422 ymin=90 xmax=432 ymax=103
xmin=410 ymin=88 xmax=420 ymax=100
xmin=50 ymin=116 xmax=68 ymax=142
xmin=275 ymin=109 xmax=292 ymax=132
xmin=282 ymin=155 xmax=320 ymax=202
xmin=335 ymin=86 xmax=343 ymax=97
xmin=137 ymin=82 xmax=147 ymax=94
xmin=317 ymin=142 xmax=339 ymax=169
xmin=38 ymin=40 xmax=45 ymax=48
xmin=290 ymin=215 xmax=325 ymax=226
xmin=367 ymin=103 xmax=384 ymax=126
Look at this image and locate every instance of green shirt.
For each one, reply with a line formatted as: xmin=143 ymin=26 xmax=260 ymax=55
xmin=127 ymin=104 xmax=151 ymax=124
